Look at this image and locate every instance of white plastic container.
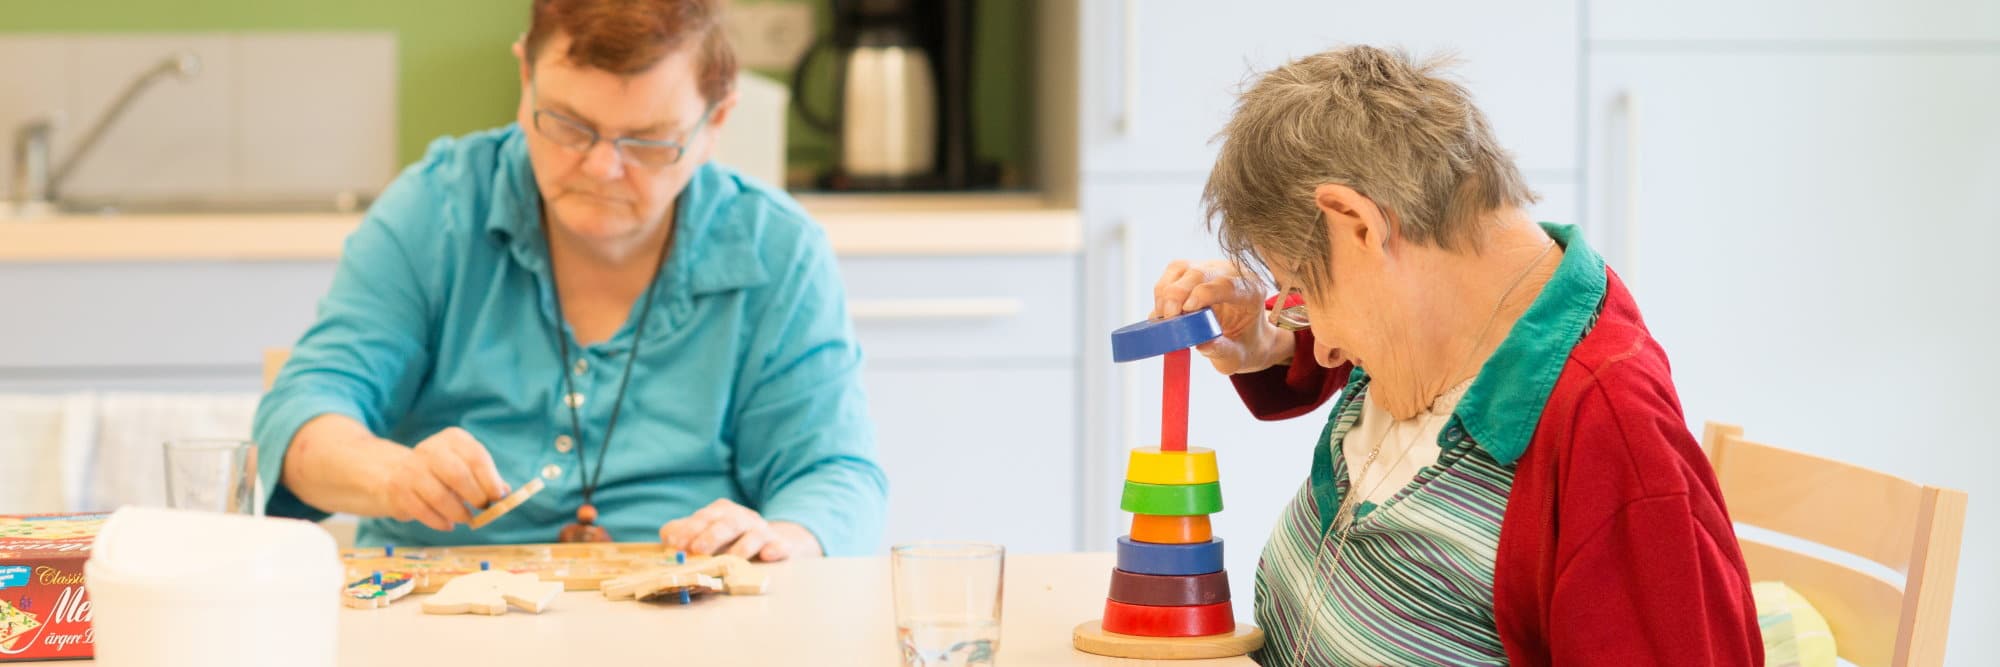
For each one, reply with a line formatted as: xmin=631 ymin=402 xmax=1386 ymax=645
xmin=85 ymin=506 xmax=341 ymax=667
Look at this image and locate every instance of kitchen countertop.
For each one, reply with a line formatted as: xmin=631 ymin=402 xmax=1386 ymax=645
xmin=0 ymin=193 xmax=1082 ymax=262
xmin=71 ymin=552 xmax=1257 ymax=666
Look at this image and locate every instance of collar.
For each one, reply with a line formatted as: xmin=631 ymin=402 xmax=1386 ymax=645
xmin=1451 ymin=222 xmax=1608 ymax=464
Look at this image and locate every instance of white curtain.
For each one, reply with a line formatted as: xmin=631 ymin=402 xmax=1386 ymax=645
xmin=0 ymin=392 xmax=259 ymax=514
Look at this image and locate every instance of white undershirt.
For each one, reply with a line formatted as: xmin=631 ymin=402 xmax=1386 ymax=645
xmin=1341 ymin=379 xmax=1476 ymax=505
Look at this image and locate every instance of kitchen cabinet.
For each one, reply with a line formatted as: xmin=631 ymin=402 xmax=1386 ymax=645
xmin=841 ymin=253 xmax=1083 ymax=553
xmin=1078 ymin=0 xmax=1581 ymax=178
xmin=865 ymin=365 xmax=1078 ymax=554
xmin=0 ymin=261 xmax=333 ymax=391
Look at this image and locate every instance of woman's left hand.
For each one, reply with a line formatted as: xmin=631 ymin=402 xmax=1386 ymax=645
xmin=659 ymin=498 xmax=823 ymax=561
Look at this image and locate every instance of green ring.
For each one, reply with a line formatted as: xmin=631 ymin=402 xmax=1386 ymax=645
xmin=1119 ymin=481 xmax=1223 ymax=516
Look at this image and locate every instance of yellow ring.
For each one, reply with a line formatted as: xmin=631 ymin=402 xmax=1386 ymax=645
xmin=1126 ymin=447 xmax=1219 ymax=485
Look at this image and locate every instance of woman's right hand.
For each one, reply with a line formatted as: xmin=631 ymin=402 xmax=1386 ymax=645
xmin=1151 ymin=259 xmax=1296 ymax=374
xmin=382 ymin=427 xmax=510 ymax=531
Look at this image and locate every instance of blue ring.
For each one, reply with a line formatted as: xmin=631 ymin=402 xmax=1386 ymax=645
xmin=1116 ymin=536 xmax=1225 ymax=576
xmin=1110 ymin=309 xmax=1224 ymax=362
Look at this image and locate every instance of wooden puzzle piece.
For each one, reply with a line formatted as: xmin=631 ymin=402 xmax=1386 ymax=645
xmin=469 ymin=478 xmax=544 ymax=530
xmin=420 ymin=570 xmax=563 ymax=616
xmin=341 ymin=542 xmax=690 ymax=598
xmin=600 ymin=554 xmax=769 ymax=601
xmin=343 ymin=571 xmax=416 ymax=609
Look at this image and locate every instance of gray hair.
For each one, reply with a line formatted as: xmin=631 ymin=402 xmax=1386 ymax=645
xmin=1203 ymin=45 xmax=1537 ymax=292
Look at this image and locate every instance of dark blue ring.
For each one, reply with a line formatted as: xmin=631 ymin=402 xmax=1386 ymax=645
xmin=1116 ymin=536 xmax=1225 ymax=576
xmin=1110 ymin=309 xmax=1224 ymax=362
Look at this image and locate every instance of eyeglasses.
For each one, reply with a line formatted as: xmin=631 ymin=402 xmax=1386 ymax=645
xmin=530 ymin=86 xmax=716 ymax=169
xmin=1267 ymin=288 xmax=1310 ymax=331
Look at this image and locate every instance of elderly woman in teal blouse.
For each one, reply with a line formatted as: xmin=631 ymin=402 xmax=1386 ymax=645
xmin=253 ymin=0 xmax=886 ymax=559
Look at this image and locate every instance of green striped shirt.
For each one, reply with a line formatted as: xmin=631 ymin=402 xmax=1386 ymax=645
xmin=1253 ymin=378 xmax=1516 ymax=666
xmin=1247 ymin=224 xmax=1607 ymax=666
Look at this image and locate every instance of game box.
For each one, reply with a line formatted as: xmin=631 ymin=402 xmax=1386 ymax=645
xmin=0 ymin=513 xmax=106 ymax=662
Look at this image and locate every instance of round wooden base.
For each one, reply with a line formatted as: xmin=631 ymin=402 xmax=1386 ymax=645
xmin=1073 ymin=620 xmax=1265 ymax=660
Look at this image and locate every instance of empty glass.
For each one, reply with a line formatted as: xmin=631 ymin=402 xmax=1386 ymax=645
xmin=162 ymin=439 xmax=259 ymax=515
xmin=892 ymin=542 xmax=1004 ymax=666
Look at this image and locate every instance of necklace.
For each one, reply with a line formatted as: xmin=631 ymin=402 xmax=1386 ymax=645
xmin=545 ymin=224 xmax=675 ymax=543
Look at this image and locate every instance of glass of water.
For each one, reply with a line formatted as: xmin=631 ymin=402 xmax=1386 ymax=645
xmin=893 ymin=541 xmax=1004 ymax=666
xmin=163 ymin=439 xmax=259 ymax=515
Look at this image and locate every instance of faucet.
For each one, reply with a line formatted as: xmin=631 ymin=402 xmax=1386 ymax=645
xmin=10 ymin=51 xmax=202 ymax=215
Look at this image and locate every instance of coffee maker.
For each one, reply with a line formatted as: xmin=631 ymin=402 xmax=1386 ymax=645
xmin=791 ymin=0 xmax=995 ymax=190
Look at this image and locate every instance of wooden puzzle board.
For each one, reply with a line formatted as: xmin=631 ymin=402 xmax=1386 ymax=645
xmin=341 ymin=542 xmax=690 ymax=595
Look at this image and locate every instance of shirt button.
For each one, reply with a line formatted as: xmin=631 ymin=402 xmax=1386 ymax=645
xmin=572 ymin=359 xmax=588 ymax=376
xmin=564 ymin=392 xmax=586 ymax=408
xmin=541 ymin=464 xmax=563 ymax=480
xmin=554 ymin=435 xmax=574 ymax=453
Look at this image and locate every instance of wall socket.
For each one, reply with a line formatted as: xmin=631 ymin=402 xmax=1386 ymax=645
xmin=725 ymin=3 xmax=816 ymax=70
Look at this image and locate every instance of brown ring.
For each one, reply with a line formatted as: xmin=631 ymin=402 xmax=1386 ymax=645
xmin=1106 ymin=568 xmax=1231 ymax=607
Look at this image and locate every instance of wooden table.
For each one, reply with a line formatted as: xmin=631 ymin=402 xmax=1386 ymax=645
xmin=176 ymin=552 xmax=1256 ymax=666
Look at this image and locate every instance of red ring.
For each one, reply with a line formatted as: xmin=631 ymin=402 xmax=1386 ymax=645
xmin=1101 ymin=599 xmax=1235 ymax=637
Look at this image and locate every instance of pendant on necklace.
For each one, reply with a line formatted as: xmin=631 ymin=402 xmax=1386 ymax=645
xmin=558 ymin=503 xmax=611 ymax=543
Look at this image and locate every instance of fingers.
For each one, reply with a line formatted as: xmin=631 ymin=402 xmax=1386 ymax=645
xmin=402 ymin=481 xmax=457 ymax=531
xmin=1183 ymin=279 xmax=1248 ymax=314
xmin=757 ymin=535 xmax=792 ymax=562
xmin=725 ymin=525 xmax=773 ymax=560
xmin=659 ymin=517 xmax=694 ymax=548
xmin=688 ymin=511 xmax=759 ymax=555
xmin=422 ymin=447 xmax=493 ymax=513
xmin=660 ymin=499 xmax=767 ymax=556
xmin=1154 ymin=270 xmax=1207 ymax=320
xmin=442 ymin=428 xmax=510 ymax=502
xmin=1151 ymin=259 xmax=1189 ymax=297
xmin=418 ymin=473 xmax=475 ymax=526
xmin=1195 ymin=339 xmax=1246 ymax=375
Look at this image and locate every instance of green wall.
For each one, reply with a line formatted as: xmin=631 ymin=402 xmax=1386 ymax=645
xmin=1 ymin=0 xmax=1034 ymax=187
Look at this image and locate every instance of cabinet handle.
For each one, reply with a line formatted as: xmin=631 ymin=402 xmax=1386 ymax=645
xmin=1617 ymin=90 xmax=1641 ymax=286
xmin=849 ymin=298 xmax=1024 ymax=321
xmin=1117 ymin=0 xmax=1140 ymax=135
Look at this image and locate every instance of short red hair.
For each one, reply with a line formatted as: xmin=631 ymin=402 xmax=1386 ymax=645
xmin=524 ymin=0 xmax=737 ymax=102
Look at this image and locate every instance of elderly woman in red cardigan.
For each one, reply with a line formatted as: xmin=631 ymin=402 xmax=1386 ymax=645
xmin=1152 ymin=45 xmax=1763 ymax=666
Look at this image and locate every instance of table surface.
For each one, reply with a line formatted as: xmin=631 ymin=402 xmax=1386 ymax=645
xmin=85 ymin=552 xmax=1259 ymax=666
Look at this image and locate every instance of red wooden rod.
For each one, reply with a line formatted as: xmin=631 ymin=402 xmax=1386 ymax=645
xmin=1162 ymin=349 xmax=1190 ymax=452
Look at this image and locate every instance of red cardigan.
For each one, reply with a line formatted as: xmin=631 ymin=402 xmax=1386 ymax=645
xmin=1231 ymin=269 xmax=1764 ymax=666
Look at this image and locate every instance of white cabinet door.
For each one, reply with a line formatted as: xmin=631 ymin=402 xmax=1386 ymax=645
xmin=839 ymin=255 xmax=1079 ymax=363
xmin=1078 ymin=0 xmax=1580 ymax=177
xmin=0 ymin=262 xmax=334 ymax=375
xmin=1587 ymin=51 xmax=2000 ymax=665
xmin=1590 ymin=0 xmax=2000 ymax=42
xmin=864 ymin=365 xmax=1080 ymax=555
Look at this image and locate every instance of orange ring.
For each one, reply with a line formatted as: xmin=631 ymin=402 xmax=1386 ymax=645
xmin=1130 ymin=514 xmax=1211 ymax=544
